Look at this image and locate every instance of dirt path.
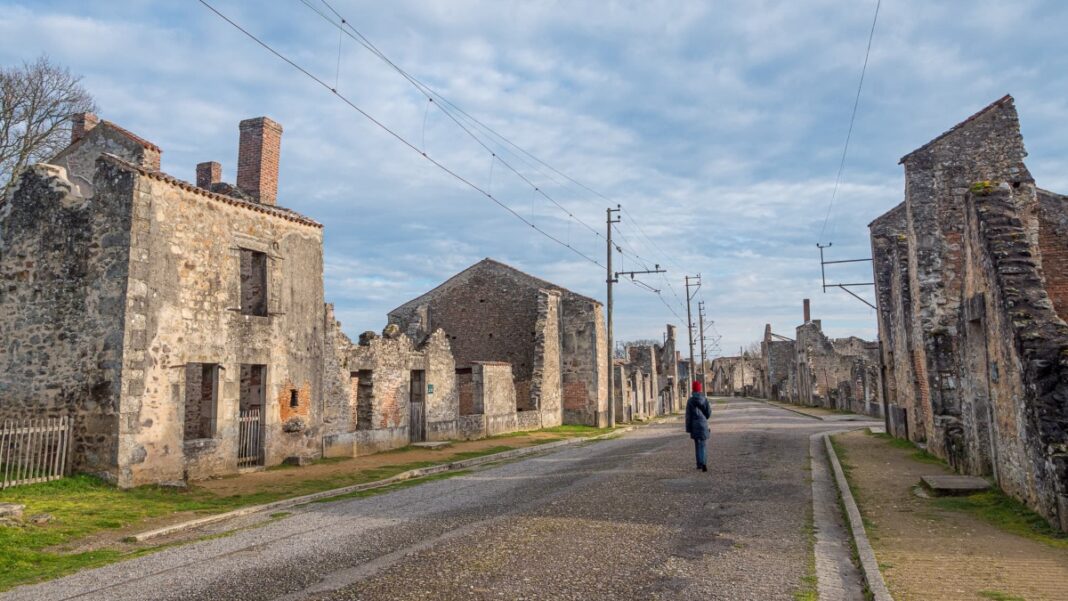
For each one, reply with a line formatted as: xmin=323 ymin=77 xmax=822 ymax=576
xmin=835 ymin=430 xmax=1068 ymax=601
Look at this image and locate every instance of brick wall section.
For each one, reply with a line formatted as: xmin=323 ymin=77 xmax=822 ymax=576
xmin=236 ymin=117 xmax=282 ymax=206
xmin=388 ymin=258 xmax=606 ymax=427
xmin=196 ymin=161 xmax=221 ymax=190
xmin=1037 ymin=190 xmax=1068 ymax=323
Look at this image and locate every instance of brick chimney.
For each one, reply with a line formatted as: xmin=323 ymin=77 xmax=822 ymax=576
xmin=236 ymin=117 xmax=283 ymax=205
xmin=196 ymin=161 xmax=221 ymax=190
xmin=803 ymin=298 xmax=811 ymax=323
xmin=71 ymin=112 xmax=99 ymax=144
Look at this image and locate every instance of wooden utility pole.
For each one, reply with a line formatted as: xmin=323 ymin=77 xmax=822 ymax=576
xmin=684 ymin=274 xmax=701 ymax=387
xmin=605 ymin=205 xmax=665 ymax=428
xmin=698 ymin=300 xmax=707 ymax=386
xmin=606 ymin=205 xmax=621 ymax=428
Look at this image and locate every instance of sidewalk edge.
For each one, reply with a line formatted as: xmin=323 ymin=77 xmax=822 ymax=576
xmin=130 ymin=426 xmax=634 ymax=543
xmin=823 ymin=432 xmax=894 ymax=601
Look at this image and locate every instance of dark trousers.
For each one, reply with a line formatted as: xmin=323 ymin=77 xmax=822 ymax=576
xmin=693 ymin=438 xmax=707 ymax=467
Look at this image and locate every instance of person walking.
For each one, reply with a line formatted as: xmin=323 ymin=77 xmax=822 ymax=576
xmin=685 ymin=380 xmax=711 ymax=472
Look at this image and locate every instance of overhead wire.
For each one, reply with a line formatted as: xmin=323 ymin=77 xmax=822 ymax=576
xmin=818 ymin=0 xmax=881 ymax=244
xmin=305 ymin=0 xmax=667 ymax=272
xmin=303 ymin=0 xmax=694 ymax=327
xmin=198 ymin=0 xmax=605 ymax=269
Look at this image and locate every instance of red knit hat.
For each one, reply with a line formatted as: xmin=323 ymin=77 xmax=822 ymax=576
xmin=692 ymin=380 xmax=702 ymax=393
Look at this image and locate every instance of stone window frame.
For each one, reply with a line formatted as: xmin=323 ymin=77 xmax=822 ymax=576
xmin=183 ymin=362 xmax=221 ymax=444
xmin=229 ymin=234 xmax=284 ymax=318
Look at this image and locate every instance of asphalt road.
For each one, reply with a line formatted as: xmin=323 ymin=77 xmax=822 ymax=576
xmin=4 ymin=399 xmax=866 ymax=601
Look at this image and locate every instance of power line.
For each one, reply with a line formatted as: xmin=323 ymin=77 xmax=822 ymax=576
xmin=301 ymin=0 xmax=691 ymax=324
xmin=818 ymin=0 xmax=881 ymax=244
xmin=301 ymin=1 xmax=611 ymax=253
xmin=303 ymin=0 xmax=667 ymax=272
xmin=198 ymin=0 xmax=605 ymax=269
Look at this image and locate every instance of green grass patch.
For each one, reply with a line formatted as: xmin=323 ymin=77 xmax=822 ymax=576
xmin=869 ymin=432 xmax=944 ymax=465
xmin=793 ymin=489 xmax=818 ymax=601
xmin=933 ymin=490 xmax=1068 ymax=549
xmin=978 ymin=591 xmax=1026 ymax=601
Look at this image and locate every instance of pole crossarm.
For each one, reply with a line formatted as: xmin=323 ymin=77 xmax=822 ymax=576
xmin=817 ymin=242 xmax=877 ymax=309
xmin=613 ymin=265 xmax=666 ymax=283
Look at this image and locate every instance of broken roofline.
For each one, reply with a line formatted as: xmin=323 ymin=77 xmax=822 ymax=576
xmin=388 ymin=257 xmax=601 ymax=316
xmin=898 ymin=94 xmax=1014 ymax=164
xmin=98 ymin=153 xmax=323 ymax=229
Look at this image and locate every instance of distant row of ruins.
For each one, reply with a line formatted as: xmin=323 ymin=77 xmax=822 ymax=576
xmin=0 ymin=114 xmax=681 ymax=488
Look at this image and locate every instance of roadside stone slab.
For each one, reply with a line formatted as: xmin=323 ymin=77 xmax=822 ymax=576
xmin=921 ymin=475 xmax=991 ymax=496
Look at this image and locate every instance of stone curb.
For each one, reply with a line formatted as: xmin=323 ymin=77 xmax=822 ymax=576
xmin=130 ymin=426 xmax=634 ymax=543
xmin=823 ymin=433 xmax=894 ymax=601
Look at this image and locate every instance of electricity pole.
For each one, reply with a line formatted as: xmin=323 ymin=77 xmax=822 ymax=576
xmin=698 ymin=300 xmax=707 ymax=385
xmin=606 ymin=205 xmax=621 ymax=429
xmin=605 ymin=204 xmax=666 ymax=429
xmin=684 ymin=274 xmax=701 ymax=388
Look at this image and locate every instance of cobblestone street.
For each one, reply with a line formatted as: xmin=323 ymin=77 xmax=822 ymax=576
xmin=1 ymin=400 xmax=871 ymax=601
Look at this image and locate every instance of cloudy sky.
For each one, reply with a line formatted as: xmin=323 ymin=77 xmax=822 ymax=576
xmin=2 ymin=1 xmax=1066 ymax=355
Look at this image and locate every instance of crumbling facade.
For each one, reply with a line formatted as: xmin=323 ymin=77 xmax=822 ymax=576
xmin=709 ymin=354 xmax=763 ymax=397
xmin=388 ymin=259 xmax=608 ymax=427
xmin=0 ymin=114 xmax=325 ymax=487
xmin=871 ymin=95 xmax=1068 ymax=530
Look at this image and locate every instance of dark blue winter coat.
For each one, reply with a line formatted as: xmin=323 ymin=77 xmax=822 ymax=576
xmin=685 ymin=393 xmax=711 ymax=440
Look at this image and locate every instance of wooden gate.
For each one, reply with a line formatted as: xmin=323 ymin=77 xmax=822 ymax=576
xmin=410 ymin=370 xmax=426 ymax=443
xmin=237 ymin=408 xmax=264 ymax=468
xmin=0 ymin=416 xmax=70 ymax=490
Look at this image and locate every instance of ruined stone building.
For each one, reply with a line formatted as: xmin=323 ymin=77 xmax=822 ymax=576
xmin=388 ymin=258 xmax=609 ymax=428
xmin=870 ymin=95 xmax=1068 ymax=530
xmin=794 ymin=317 xmax=881 ymax=416
xmin=708 ymin=354 xmax=763 ymax=397
xmin=2 ymin=113 xmax=622 ymax=489
xmin=761 ymin=324 xmax=795 ymax=401
xmin=0 ymin=113 xmax=325 ymax=487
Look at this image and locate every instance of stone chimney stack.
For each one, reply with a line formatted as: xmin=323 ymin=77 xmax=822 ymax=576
xmin=196 ymin=161 xmax=221 ymax=190
xmin=71 ymin=112 xmax=99 ymax=144
xmin=236 ymin=117 xmax=283 ymax=205
xmin=803 ymin=298 xmax=811 ymax=323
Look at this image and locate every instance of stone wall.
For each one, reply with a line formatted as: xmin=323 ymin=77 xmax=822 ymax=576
xmin=959 ymin=182 xmax=1068 ymax=530
xmin=899 ymin=95 xmax=1031 ymax=460
xmin=560 ymin=295 xmax=608 ymax=427
xmin=475 ymin=362 xmax=519 ymax=436
xmin=0 ymin=164 xmax=133 ymax=481
xmin=657 ymin=325 xmax=680 ymax=412
xmin=530 ymin=289 xmax=562 ymax=426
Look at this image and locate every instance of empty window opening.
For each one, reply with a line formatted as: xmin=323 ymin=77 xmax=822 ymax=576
xmin=184 ymin=363 xmax=218 ymax=441
xmin=239 ymin=249 xmax=268 ymax=316
xmin=289 ymin=388 xmax=300 ymax=408
xmin=239 ymin=364 xmax=266 ymax=411
xmin=355 ymin=370 xmax=374 ymax=431
xmin=456 ymin=368 xmax=478 ymax=416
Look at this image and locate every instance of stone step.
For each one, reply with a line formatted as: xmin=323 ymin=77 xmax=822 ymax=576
xmin=920 ymin=475 xmax=992 ymax=496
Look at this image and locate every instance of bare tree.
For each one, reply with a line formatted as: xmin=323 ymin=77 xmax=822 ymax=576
xmin=1 ymin=56 xmax=96 ymax=198
xmin=743 ymin=340 xmax=762 ymax=358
